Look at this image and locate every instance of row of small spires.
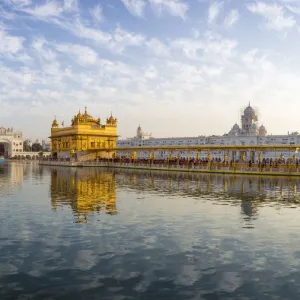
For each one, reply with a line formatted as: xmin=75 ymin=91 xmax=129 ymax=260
xmin=52 ymin=107 xmax=117 ymax=128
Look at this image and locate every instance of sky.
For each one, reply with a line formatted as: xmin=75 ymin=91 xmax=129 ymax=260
xmin=1 ymin=0 xmax=300 ymax=140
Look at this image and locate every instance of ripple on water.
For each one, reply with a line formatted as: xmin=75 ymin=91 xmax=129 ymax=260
xmin=1 ymin=164 xmax=300 ymax=299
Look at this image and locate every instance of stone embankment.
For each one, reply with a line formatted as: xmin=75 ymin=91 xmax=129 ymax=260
xmin=39 ymin=161 xmax=300 ymax=177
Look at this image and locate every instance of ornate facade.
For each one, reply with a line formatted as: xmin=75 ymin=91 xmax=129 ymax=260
xmin=0 ymin=127 xmax=23 ymax=158
xmin=50 ymin=107 xmax=118 ymax=159
xmin=228 ymin=103 xmax=266 ymax=137
xmin=117 ymin=104 xmax=300 ymax=160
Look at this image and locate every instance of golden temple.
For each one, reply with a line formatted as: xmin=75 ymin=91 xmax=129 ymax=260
xmin=50 ymin=107 xmax=117 ymax=160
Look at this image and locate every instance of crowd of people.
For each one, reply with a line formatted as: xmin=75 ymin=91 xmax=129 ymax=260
xmin=39 ymin=154 xmax=300 ymax=170
xmin=94 ymin=156 xmax=300 ymax=168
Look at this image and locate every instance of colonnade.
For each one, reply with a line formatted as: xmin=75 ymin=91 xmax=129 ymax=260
xmin=97 ymin=147 xmax=300 ymax=171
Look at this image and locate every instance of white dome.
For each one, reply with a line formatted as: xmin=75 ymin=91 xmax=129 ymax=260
xmin=244 ymin=105 xmax=255 ymax=116
xmin=259 ymin=124 xmax=267 ymax=136
xmin=259 ymin=125 xmax=266 ymax=130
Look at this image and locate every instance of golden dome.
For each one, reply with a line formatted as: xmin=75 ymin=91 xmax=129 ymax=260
xmin=73 ymin=107 xmax=101 ymax=126
xmin=106 ymin=112 xmax=117 ymax=126
xmin=52 ymin=116 xmax=59 ymax=128
xmin=76 ymin=109 xmax=82 ymax=118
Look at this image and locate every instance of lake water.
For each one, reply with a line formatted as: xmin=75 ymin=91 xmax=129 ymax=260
xmin=1 ymin=162 xmax=300 ymax=299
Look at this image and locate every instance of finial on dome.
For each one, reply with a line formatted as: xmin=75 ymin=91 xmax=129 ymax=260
xmin=249 ymin=101 xmax=251 ymax=107
xmin=52 ymin=115 xmax=59 ymax=128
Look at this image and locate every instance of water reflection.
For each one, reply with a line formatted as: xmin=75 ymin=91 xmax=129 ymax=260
xmin=48 ymin=167 xmax=300 ymax=223
xmin=2 ymin=164 xmax=300 ymax=299
xmin=50 ymin=168 xmax=117 ymax=223
xmin=0 ymin=162 xmax=23 ymax=195
xmin=116 ymin=169 xmax=300 ymax=201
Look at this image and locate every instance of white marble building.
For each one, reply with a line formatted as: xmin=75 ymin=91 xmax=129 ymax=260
xmin=117 ymin=104 xmax=300 ymax=160
xmin=0 ymin=127 xmax=23 ymax=158
xmin=42 ymin=139 xmax=51 ymax=152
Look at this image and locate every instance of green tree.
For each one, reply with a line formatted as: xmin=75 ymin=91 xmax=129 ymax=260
xmin=32 ymin=143 xmax=43 ymax=152
xmin=23 ymin=140 xmax=31 ymax=152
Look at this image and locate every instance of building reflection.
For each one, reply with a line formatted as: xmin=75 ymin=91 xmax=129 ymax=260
xmin=50 ymin=168 xmax=117 ymax=223
xmin=115 ymin=169 xmax=300 ymax=219
xmin=0 ymin=162 xmax=23 ymax=194
xmin=49 ymin=167 xmax=300 ymax=223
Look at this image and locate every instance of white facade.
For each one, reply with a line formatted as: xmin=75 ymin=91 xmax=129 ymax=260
xmin=117 ymin=104 xmax=300 ymax=160
xmin=0 ymin=127 xmax=23 ymax=158
xmin=42 ymin=139 xmax=51 ymax=152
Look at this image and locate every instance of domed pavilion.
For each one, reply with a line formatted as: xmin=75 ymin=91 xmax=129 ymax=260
xmin=50 ymin=107 xmax=118 ymax=160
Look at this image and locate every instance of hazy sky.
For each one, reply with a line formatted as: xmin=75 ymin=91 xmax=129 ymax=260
xmin=1 ymin=0 xmax=300 ymax=140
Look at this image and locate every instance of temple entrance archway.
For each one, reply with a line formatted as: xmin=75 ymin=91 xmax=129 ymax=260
xmin=0 ymin=139 xmax=11 ymax=158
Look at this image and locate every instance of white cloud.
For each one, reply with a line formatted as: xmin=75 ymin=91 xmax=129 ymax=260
xmin=171 ymin=33 xmax=237 ymax=62
xmin=121 ymin=0 xmax=146 ymax=17
xmin=90 ymin=4 xmax=104 ymax=23
xmin=0 ymin=27 xmax=24 ymax=55
xmin=32 ymin=37 xmax=57 ymax=62
xmin=150 ymin=0 xmax=189 ymax=19
xmin=208 ymin=1 xmax=223 ymax=24
xmin=21 ymin=0 xmax=64 ymax=17
xmin=224 ymin=9 xmax=239 ymax=27
xmin=191 ymin=28 xmax=200 ymax=39
xmin=113 ymin=26 xmax=145 ymax=51
xmin=55 ymin=20 xmax=145 ymax=53
xmin=4 ymin=0 xmax=31 ymax=7
xmin=55 ymin=43 xmax=98 ymax=66
xmin=285 ymin=4 xmax=300 ymax=15
xmin=7 ymin=0 xmax=78 ymax=18
xmin=63 ymin=0 xmax=78 ymax=12
xmin=247 ymin=2 xmax=296 ymax=31
xmin=66 ymin=20 xmax=112 ymax=45
xmin=144 ymin=65 xmax=158 ymax=79
xmin=145 ymin=38 xmax=169 ymax=56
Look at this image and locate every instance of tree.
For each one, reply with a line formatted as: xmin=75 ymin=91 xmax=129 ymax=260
xmin=32 ymin=143 xmax=43 ymax=152
xmin=23 ymin=140 xmax=31 ymax=152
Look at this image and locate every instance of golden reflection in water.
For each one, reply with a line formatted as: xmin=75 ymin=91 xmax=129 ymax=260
xmin=50 ymin=168 xmax=117 ymax=223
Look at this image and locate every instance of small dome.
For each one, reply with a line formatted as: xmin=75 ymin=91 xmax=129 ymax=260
xmin=232 ymin=123 xmax=240 ymax=130
xmin=259 ymin=124 xmax=267 ymax=136
xmin=259 ymin=124 xmax=266 ymax=130
xmin=83 ymin=107 xmax=94 ymax=120
xmin=52 ymin=118 xmax=59 ymax=128
xmin=106 ymin=113 xmax=117 ymax=125
xmin=137 ymin=125 xmax=143 ymax=137
xmin=251 ymin=123 xmax=257 ymax=129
